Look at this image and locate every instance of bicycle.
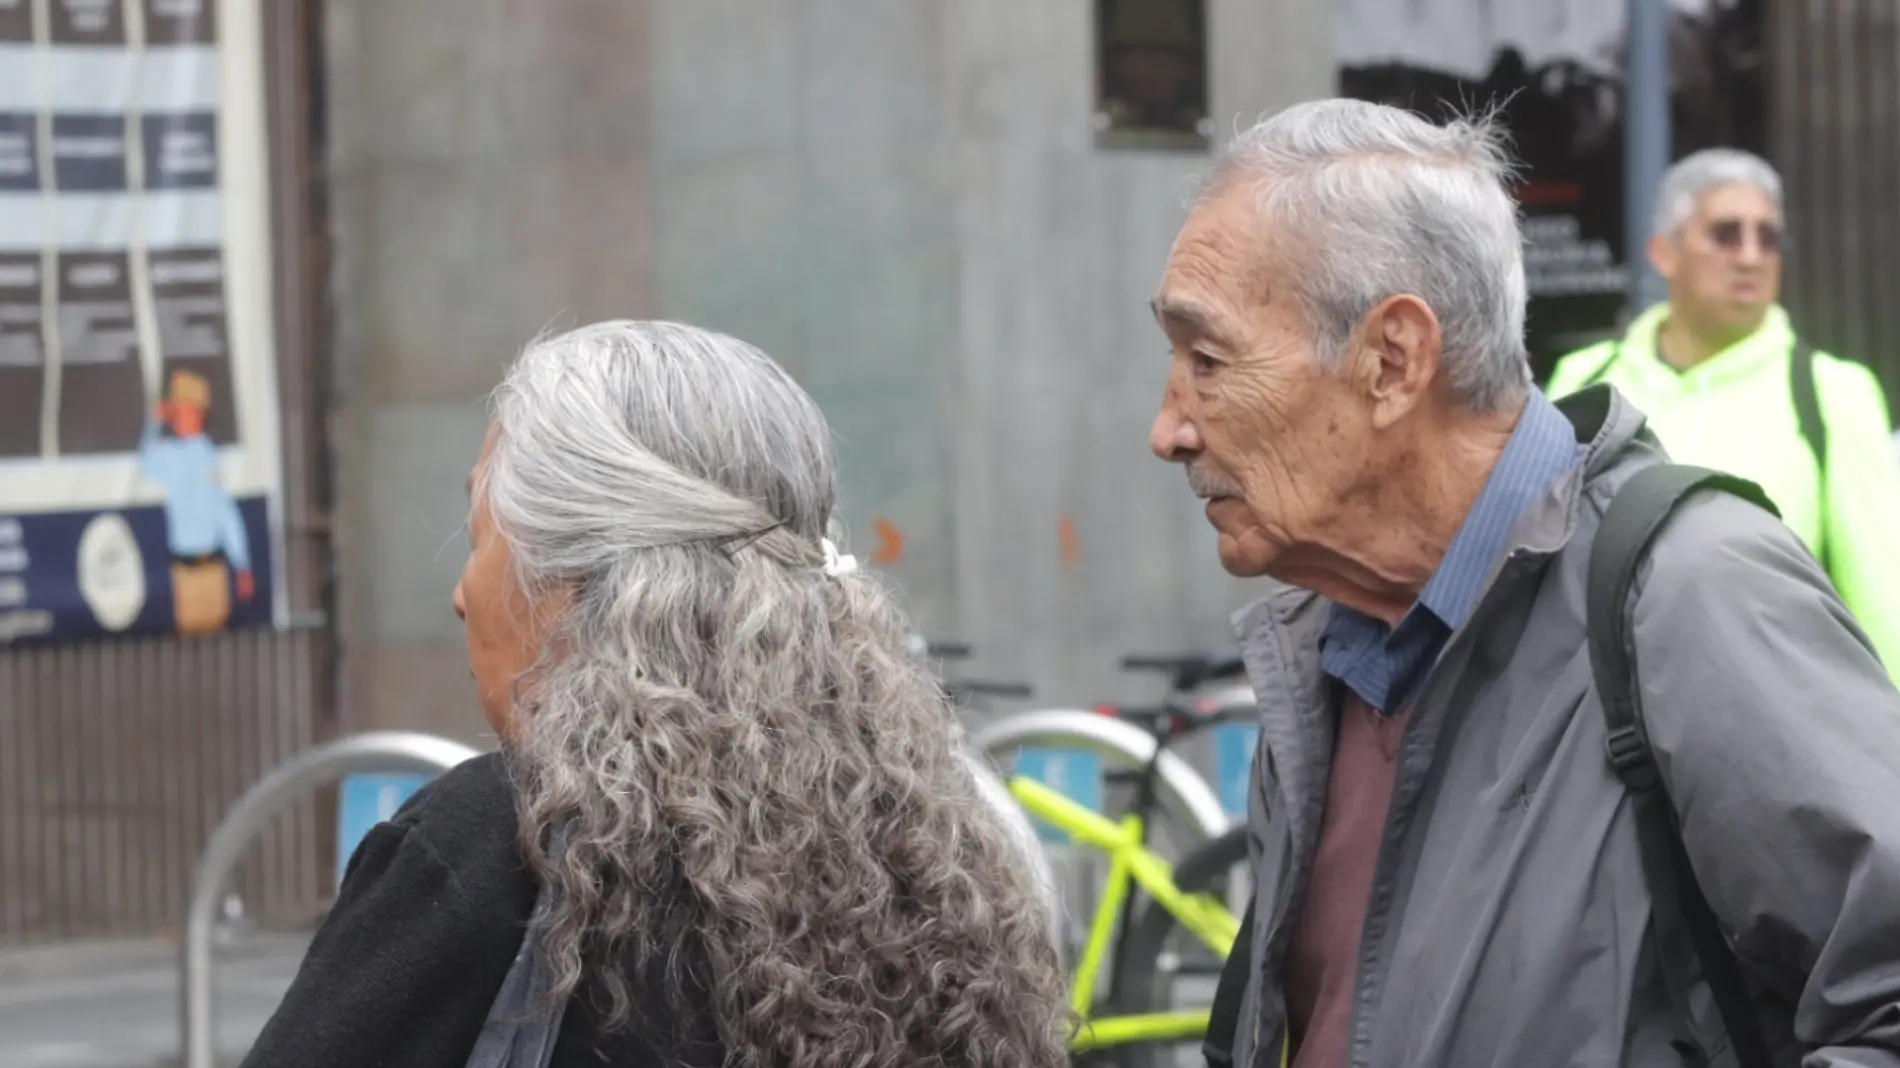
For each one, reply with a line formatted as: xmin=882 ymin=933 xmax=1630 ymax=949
xmin=941 ymin=646 xmax=1260 ymax=1065
xmin=1108 ymin=823 xmax=1250 ymax=1067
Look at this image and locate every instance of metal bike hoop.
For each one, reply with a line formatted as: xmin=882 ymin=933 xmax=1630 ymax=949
xmin=180 ymin=731 xmax=480 ymax=1068
xmin=968 ymin=709 xmax=1234 ymax=848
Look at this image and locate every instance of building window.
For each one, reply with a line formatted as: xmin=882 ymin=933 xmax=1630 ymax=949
xmin=1094 ymin=0 xmax=1211 ymax=152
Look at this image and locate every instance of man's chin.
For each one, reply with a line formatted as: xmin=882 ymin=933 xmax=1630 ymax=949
xmin=1214 ymin=531 xmax=1274 ymax=578
xmin=1717 ymin=298 xmax=1773 ymax=334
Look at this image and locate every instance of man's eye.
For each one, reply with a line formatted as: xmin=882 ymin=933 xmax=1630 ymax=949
xmin=1190 ymin=351 xmax=1219 ymax=374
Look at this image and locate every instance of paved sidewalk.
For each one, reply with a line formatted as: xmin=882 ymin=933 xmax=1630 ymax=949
xmin=0 ymin=926 xmax=1207 ymax=1067
xmin=0 ymin=933 xmax=308 ymax=1068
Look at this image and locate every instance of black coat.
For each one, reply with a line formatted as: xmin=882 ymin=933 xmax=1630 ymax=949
xmin=241 ymin=753 xmax=721 ymax=1068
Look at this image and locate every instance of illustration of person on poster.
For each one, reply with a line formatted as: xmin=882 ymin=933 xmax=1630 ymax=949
xmin=138 ymin=368 xmax=254 ymax=634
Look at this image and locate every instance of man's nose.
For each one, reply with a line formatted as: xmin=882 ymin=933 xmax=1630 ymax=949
xmin=451 ymin=579 xmax=467 ymax=622
xmin=1150 ymin=387 xmax=1203 ymax=462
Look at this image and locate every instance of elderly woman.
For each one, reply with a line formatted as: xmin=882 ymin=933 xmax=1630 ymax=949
xmin=242 ymin=321 xmax=1069 ymax=1068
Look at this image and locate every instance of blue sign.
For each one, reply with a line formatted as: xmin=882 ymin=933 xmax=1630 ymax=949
xmin=0 ymin=499 xmax=275 ymax=646
xmin=336 ymin=773 xmax=433 ymax=884
xmin=141 ymin=112 xmax=218 ymax=190
xmin=50 ymin=114 xmax=128 ymax=192
xmin=1213 ymin=722 xmax=1259 ymax=819
xmin=1012 ymin=747 xmax=1103 ymax=844
xmin=0 ymin=113 xmax=38 ymax=191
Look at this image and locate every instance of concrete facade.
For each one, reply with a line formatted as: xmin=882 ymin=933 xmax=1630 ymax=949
xmin=324 ymin=1 xmax=1334 ymax=742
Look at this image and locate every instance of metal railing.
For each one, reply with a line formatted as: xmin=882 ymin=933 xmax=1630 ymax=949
xmin=180 ymin=731 xmax=479 ymax=1068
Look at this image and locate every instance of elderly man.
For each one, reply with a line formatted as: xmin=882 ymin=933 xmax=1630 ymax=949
xmin=1548 ymin=149 xmax=1900 ymax=672
xmin=1151 ymin=99 xmax=1900 ymax=1068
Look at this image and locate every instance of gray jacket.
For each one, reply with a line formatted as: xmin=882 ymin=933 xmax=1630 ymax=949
xmin=1230 ymin=387 xmax=1900 ymax=1068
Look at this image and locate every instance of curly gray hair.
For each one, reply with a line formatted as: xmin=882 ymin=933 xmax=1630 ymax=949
xmin=479 ymin=320 xmax=1070 ymax=1068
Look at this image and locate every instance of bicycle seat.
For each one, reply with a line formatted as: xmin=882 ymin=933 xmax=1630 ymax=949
xmin=1097 ymin=704 xmax=1182 ymax=734
xmin=946 ymin=679 xmax=1035 ymax=701
xmin=916 ymin=638 xmax=973 ymax=660
xmin=1119 ymin=653 xmax=1246 ymax=692
xmin=1099 ymin=699 xmax=1249 ymax=738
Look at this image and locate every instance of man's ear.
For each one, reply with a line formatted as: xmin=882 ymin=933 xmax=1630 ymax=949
xmin=1355 ymin=294 xmax=1441 ymax=431
xmin=1647 ymin=233 xmax=1678 ymax=280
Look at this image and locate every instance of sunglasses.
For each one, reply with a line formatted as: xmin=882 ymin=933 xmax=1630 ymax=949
xmin=1705 ymin=218 xmax=1784 ymax=255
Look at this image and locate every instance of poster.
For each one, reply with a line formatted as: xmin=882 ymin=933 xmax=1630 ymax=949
xmin=0 ymin=0 xmax=283 ymax=645
xmin=1336 ymin=0 xmax=1766 ymax=380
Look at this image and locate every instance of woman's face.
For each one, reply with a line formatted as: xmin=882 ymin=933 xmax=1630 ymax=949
xmin=452 ymin=427 xmax=561 ymax=741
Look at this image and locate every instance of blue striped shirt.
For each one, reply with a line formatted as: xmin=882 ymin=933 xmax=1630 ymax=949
xmin=1320 ymin=390 xmax=1583 ymax=714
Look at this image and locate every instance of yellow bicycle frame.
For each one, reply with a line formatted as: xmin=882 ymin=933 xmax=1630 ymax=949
xmin=1005 ymin=774 xmax=1242 ymax=1053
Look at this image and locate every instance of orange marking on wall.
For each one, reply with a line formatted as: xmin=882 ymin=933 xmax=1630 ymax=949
xmin=872 ymin=517 xmax=906 ymax=565
xmin=1058 ymin=516 xmax=1079 ymax=565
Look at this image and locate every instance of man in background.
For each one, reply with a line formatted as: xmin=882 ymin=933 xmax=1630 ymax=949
xmin=1548 ymin=148 xmax=1900 ymax=671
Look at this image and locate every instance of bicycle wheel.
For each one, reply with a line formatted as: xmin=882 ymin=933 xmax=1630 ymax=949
xmin=1099 ymin=826 xmax=1251 ymax=1068
xmin=969 ymin=709 xmax=1231 ymax=854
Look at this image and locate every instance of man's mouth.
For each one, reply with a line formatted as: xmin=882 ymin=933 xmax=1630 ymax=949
xmin=1185 ymin=467 xmax=1239 ymax=501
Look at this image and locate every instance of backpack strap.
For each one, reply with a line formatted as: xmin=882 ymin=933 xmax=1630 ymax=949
xmin=1587 ymin=464 xmax=1780 ymax=1068
xmin=1204 ymin=897 xmax=1257 ymax=1068
xmin=1787 ymin=339 xmax=1831 ymax=575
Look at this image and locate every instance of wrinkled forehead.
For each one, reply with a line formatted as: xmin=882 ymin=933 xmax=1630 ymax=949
xmin=1691 ymin=181 xmax=1781 ymax=224
xmin=1154 ymin=190 xmax=1279 ymax=339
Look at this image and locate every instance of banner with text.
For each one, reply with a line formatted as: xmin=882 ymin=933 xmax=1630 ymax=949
xmin=0 ymin=0 xmax=284 ymax=644
xmin=1336 ymin=0 xmax=1766 ymax=380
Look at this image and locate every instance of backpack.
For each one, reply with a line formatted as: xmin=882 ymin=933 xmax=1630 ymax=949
xmin=1205 ymin=464 xmax=1779 ymax=1068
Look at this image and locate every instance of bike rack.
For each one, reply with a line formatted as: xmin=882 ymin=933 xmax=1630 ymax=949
xmin=969 ymin=709 xmax=1233 ymax=847
xmin=180 ymin=731 xmax=480 ymax=1068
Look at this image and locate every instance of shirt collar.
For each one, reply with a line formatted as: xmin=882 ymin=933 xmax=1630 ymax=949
xmin=1412 ymin=388 xmax=1583 ymax=630
xmin=1618 ymin=301 xmax=1795 ymax=385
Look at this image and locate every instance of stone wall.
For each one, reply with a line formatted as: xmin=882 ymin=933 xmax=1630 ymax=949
xmin=323 ymin=1 xmax=1333 ymax=742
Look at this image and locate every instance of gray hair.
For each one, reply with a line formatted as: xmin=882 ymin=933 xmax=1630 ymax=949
xmin=1653 ymin=148 xmax=1783 ymax=236
xmin=1203 ymin=98 xmax=1531 ymax=412
xmin=480 ymin=320 xmax=1070 ymax=1068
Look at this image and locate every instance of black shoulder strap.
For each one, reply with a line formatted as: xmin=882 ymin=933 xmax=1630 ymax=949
xmin=1788 ymin=339 xmax=1831 ymax=574
xmin=1203 ymin=898 xmax=1257 ymax=1068
xmin=1789 ymin=339 xmax=1826 ymax=473
xmin=1588 ymin=464 xmax=1779 ymax=1068
xmin=1574 ymin=341 xmax=1622 ymax=389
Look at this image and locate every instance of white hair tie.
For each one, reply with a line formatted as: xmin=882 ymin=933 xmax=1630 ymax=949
xmin=820 ymin=537 xmax=858 ymax=578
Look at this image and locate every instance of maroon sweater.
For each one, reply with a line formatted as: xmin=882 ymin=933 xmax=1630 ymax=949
xmin=1282 ymin=692 xmax=1410 ymax=1068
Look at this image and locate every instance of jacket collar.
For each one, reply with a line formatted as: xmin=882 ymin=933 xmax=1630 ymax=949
xmin=1230 ymin=386 xmax=1658 ymax=787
